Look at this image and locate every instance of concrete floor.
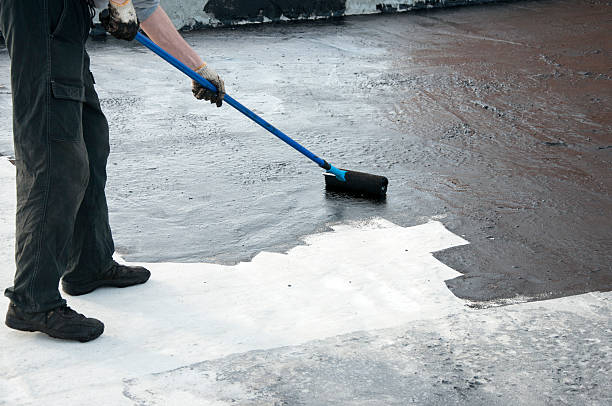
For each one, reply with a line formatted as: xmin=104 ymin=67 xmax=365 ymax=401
xmin=1 ymin=159 xmax=610 ymax=405
xmin=0 ymin=0 xmax=610 ymax=303
xmin=0 ymin=1 xmax=611 ymax=404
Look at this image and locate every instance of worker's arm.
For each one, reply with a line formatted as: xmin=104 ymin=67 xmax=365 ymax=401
xmin=139 ymin=6 xmax=202 ymax=70
xmin=139 ymin=6 xmax=226 ymax=107
xmin=101 ymin=3 xmax=225 ymax=106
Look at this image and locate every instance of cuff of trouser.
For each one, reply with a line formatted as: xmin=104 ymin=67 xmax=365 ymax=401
xmin=4 ymin=288 xmax=67 ymax=313
xmin=61 ymin=257 xmax=117 ymax=285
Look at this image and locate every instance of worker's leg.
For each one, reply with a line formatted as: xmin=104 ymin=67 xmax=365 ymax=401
xmin=61 ymin=52 xmax=150 ymax=296
xmin=2 ymin=0 xmax=92 ymax=312
xmin=63 ymin=51 xmax=115 ymax=284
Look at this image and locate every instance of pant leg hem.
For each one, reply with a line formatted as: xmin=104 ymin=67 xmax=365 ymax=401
xmin=4 ymin=288 xmax=67 ymax=313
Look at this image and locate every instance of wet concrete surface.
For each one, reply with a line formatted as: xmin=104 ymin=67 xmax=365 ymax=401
xmin=0 ymin=0 xmax=610 ymax=303
xmin=121 ymin=292 xmax=611 ymax=405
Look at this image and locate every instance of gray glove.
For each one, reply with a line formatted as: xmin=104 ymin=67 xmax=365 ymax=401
xmin=99 ymin=0 xmax=140 ymax=41
xmin=192 ymin=64 xmax=226 ymax=107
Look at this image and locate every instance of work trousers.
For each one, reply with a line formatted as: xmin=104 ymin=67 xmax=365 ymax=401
xmin=1 ymin=0 xmax=115 ymax=312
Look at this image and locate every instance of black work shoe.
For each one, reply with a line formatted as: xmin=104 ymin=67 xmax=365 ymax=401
xmin=5 ymin=304 xmax=104 ymax=342
xmin=62 ymin=261 xmax=151 ymax=296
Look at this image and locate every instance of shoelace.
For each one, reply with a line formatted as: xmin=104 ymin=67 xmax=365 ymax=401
xmin=106 ymin=262 xmax=121 ymax=278
xmin=50 ymin=305 xmax=85 ymax=320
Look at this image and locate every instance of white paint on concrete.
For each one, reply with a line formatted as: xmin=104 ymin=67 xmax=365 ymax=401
xmin=344 ymin=0 xmax=489 ymax=15
xmin=1 ymin=157 xmax=470 ymax=403
xmin=1 ymin=157 xmax=611 ymax=405
xmin=345 ymin=0 xmax=402 ymax=15
xmin=119 ymin=290 xmax=611 ymax=405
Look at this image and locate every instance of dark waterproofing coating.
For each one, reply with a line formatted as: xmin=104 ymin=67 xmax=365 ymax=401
xmin=325 ymin=170 xmax=388 ymax=197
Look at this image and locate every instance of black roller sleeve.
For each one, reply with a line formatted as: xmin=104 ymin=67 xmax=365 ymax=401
xmin=324 ymin=170 xmax=388 ymax=198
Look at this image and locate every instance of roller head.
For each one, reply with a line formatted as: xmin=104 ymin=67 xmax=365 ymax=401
xmin=324 ymin=169 xmax=388 ymax=198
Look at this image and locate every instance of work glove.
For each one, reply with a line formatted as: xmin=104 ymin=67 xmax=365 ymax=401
xmin=192 ymin=64 xmax=226 ymax=107
xmin=99 ymin=0 xmax=140 ymax=41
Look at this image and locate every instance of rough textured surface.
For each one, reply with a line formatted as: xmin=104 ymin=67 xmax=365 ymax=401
xmin=122 ymin=294 xmax=612 ymax=405
xmin=0 ymin=1 xmax=610 ymax=302
xmin=158 ymin=0 xmax=508 ymax=29
xmin=1 ymin=159 xmax=610 ymax=404
xmin=1 ymin=3 xmax=611 ymax=404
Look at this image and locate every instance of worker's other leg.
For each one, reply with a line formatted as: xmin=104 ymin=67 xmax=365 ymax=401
xmin=2 ymin=0 xmax=91 ymax=312
xmin=63 ymin=51 xmax=115 ymax=285
xmin=61 ymin=51 xmax=150 ymax=296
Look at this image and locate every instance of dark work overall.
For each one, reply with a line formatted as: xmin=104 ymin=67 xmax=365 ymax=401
xmin=0 ymin=0 xmax=115 ymax=312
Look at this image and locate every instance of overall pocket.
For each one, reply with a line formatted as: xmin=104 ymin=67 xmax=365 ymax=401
xmin=49 ymin=80 xmax=85 ymax=142
xmin=48 ymin=0 xmax=89 ymax=142
xmin=49 ymin=0 xmax=88 ymax=42
xmin=49 ymin=0 xmax=69 ymax=38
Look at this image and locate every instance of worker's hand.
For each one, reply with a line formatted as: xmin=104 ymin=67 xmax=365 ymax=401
xmin=99 ymin=0 xmax=140 ymax=41
xmin=192 ymin=64 xmax=226 ymax=107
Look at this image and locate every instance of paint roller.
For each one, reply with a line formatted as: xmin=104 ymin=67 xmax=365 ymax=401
xmin=134 ymin=32 xmax=389 ymax=198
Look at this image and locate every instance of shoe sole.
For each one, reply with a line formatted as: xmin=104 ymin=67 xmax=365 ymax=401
xmin=62 ymin=275 xmax=150 ymax=296
xmin=5 ymin=317 xmax=104 ymax=343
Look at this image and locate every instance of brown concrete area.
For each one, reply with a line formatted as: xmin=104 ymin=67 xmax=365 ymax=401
xmin=390 ymin=0 xmax=612 ymax=302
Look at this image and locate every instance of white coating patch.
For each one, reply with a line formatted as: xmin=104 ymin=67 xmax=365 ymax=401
xmin=0 ymin=157 xmax=469 ymax=403
xmin=1 ymin=159 xmax=610 ymax=405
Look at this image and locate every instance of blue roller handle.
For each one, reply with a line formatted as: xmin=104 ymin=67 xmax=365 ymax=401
xmin=134 ymin=32 xmax=347 ymax=182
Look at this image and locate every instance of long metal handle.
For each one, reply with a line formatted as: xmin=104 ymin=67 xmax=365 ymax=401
xmin=135 ymin=32 xmax=346 ymax=179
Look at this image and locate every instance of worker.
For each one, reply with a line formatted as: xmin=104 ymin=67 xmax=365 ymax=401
xmin=0 ymin=0 xmax=225 ymax=342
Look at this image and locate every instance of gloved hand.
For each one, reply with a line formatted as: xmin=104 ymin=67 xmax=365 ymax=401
xmin=192 ymin=64 xmax=226 ymax=107
xmin=99 ymin=0 xmax=140 ymax=41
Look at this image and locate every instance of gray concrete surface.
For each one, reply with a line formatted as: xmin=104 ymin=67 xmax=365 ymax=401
xmin=0 ymin=2 xmax=611 ymax=404
xmin=122 ymin=292 xmax=612 ymax=405
xmin=0 ymin=0 xmax=610 ymax=302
